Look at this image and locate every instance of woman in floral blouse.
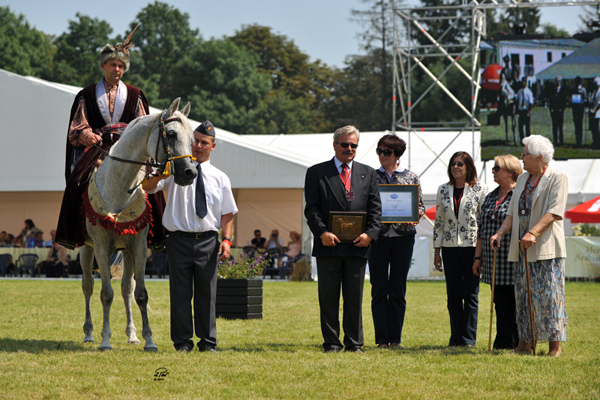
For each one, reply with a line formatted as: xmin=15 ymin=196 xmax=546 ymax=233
xmin=472 ymin=154 xmax=522 ymax=349
xmin=433 ymin=152 xmax=488 ymax=347
xmin=369 ymin=134 xmax=424 ymax=349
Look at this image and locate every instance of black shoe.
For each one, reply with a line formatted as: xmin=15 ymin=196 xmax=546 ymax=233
xmin=176 ymin=345 xmax=192 ymax=353
xmin=345 ymin=346 xmax=364 ymax=354
xmin=324 ymin=346 xmax=342 ymax=353
xmin=199 ymin=345 xmax=217 ymax=353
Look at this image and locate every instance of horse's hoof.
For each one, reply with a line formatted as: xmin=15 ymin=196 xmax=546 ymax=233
xmin=128 ymin=339 xmax=141 ymax=345
xmin=98 ymin=345 xmax=113 ymax=351
xmin=144 ymin=345 xmax=158 ymax=352
xmin=83 ymin=337 xmax=95 ymax=343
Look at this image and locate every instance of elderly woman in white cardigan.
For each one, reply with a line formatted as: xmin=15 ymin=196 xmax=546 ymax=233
xmin=490 ymin=135 xmax=568 ymax=357
xmin=433 ymin=151 xmax=488 ymax=347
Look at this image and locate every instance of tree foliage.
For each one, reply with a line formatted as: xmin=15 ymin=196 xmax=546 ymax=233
xmin=125 ymin=1 xmax=200 ymax=107
xmin=50 ymin=13 xmax=113 ymax=87
xmin=350 ymin=0 xmax=402 ymax=125
xmin=171 ymin=38 xmax=272 ymax=133
xmin=0 ymin=6 xmax=53 ymax=77
xmin=231 ymin=24 xmax=341 ymax=134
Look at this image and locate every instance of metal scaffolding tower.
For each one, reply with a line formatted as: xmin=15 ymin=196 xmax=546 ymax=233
xmin=391 ymin=0 xmax=599 ymax=171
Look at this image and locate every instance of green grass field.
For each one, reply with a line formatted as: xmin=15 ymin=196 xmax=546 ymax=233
xmin=481 ymin=107 xmax=600 ymax=160
xmin=0 ymin=279 xmax=598 ymax=399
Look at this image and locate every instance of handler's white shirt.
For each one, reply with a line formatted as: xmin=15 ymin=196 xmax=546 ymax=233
xmin=148 ymin=160 xmax=238 ymax=233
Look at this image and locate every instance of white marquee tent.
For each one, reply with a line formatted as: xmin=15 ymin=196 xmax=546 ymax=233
xmin=2 ymin=68 xmax=599 ymax=277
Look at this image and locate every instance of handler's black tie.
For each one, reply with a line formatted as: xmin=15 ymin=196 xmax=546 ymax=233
xmin=195 ymin=163 xmax=207 ymax=218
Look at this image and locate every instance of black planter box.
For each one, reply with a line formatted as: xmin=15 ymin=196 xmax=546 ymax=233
xmin=216 ymin=279 xmax=263 ymax=320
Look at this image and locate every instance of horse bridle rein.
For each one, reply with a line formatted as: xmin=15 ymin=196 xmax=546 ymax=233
xmin=93 ymin=109 xmax=196 ymax=175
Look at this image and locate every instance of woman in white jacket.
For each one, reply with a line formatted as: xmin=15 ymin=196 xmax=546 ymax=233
xmin=433 ymin=151 xmax=488 ymax=347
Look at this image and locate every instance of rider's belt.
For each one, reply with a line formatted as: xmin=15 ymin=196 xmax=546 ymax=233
xmin=171 ymin=230 xmax=218 ymax=240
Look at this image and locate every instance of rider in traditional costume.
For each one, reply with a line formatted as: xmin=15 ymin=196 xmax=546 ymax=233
xmin=56 ymin=27 xmax=165 ymax=250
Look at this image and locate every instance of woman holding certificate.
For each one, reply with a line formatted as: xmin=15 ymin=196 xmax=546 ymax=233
xmin=369 ymin=134 xmax=424 ymax=349
xmin=433 ymin=152 xmax=487 ymax=347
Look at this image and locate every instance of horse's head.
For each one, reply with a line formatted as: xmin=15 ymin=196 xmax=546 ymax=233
xmin=150 ymin=98 xmax=197 ymax=186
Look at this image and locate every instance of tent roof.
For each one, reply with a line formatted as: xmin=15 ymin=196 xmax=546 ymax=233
xmin=1 ymin=68 xmax=600 ymax=203
xmin=565 ymin=195 xmax=600 ymax=223
xmin=536 ymin=38 xmax=600 ymax=80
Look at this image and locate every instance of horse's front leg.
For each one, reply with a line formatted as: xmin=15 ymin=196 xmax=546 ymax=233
xmin=95 ymin=248 xmax=115 ymax=351
xmin=132 ymin=240 xmax=157 ymax=352
xmin=121 ymin=250 xmax=140 ymax=345
xmin=80 ymin=246 xmax=95 ymax=343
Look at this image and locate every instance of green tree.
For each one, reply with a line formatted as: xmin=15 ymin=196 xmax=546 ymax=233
xmin=0 ymin=6 xmax=53 ymax=77
xmin=539 ymin=23 xmax=569 ymax=38
xmin=171 ymin=38 xmax=271 ymax=133
xmin=231 ymin=24 xmax=340 ymax=133
xmin=50 ymin=13 xmax=113 ymax=87
xmin=125 ymin=1 xmax=200 ymax=107
xmin=325 ymin=49 xmax=394 ymax=131
xmin=351 ymin=0 xmax=402 ymax=124
xmin=416 ymin=0 xmax=471 ymax=46
xmin=578 ymin=4 xmax=600 ymax=33
xmin=247 ymin=90 xmax=317 ymax=135
xmin=231 ymin=24 xmax=311 ymax=97
xmin=499 ymin=6 xmax=541 ymax=35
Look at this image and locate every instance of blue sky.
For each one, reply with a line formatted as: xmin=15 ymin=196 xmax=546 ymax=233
xmin=4 ymin=0 xmax=582 ymax=68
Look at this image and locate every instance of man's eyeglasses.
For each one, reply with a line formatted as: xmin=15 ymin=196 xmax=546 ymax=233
xmin=450 ymin=161 xmax=464 ymax=167
xmin=337 ymin=142 xmax=358 ymax=149
xmin=521 ymin=152 xmax=531 ymax=157
xmin=376 ymin=148 xmax=394 ymax=157
xmin=492 ymin=165 xmax=500 ymax=172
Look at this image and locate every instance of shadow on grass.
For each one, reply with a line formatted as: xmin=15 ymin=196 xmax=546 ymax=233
xmin=220 ymin=343 xmax=488 ymax=355
xmin=0 ymin=337 xmax=89 ymax=353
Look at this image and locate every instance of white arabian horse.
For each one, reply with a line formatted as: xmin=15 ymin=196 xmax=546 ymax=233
xmin=80 ymin=98 xmax=196 ymax=351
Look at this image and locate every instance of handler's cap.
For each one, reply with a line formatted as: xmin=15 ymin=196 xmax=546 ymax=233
xmin=196 ymin=120 xmax=215 ymax=137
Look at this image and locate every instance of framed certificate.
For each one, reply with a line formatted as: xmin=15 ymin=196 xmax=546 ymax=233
xmin=328 ymin=211 xmax=367 ymax=243
xmin=379 ymin=184 xmax=420 ymax=223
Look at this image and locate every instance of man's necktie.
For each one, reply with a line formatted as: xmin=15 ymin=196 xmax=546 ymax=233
xmin=195 ymin=164 xmax=208 ymax=218
xmin=340 ymin=164 xmax=351 ymax=192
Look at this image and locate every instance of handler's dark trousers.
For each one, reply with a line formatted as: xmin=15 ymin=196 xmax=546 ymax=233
xmin=166 ymin=231 xmax=218 ymax=351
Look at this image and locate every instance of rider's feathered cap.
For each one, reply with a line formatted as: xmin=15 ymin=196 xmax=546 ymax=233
xmin=99 ymin=24 xmax=139 ymax=73
xmin=196 ymin=120 xmax=215 ymax=137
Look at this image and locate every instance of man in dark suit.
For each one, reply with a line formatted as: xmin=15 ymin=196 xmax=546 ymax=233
xmin=548 ymin=76 xmax=567 ymax=146
xmin=304 ymin=125 xmax=382 ymax=353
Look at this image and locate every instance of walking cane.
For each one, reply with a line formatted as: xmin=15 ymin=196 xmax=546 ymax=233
xmin=488 ymin=241 xmax=497 ymax=353
xmin=523 ymin=246 xmax=536 ymax=356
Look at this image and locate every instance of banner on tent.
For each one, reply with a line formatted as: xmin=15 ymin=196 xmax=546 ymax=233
xmin=565 ymin=237 xmax=600 ymax=278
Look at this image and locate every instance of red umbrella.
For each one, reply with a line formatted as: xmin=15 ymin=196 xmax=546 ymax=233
xmin=565 ymin=196 xmax=600 ymax=223
xmin=425 ymin=206 xmax=437 ymax=220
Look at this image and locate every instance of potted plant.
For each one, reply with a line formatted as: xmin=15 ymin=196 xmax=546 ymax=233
xmin=216 ymin=251 xmax=270 ymax=319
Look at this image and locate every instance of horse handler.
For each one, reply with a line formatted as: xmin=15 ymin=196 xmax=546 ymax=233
xmin=143 ymin=121 xmax=238 ymax=353
xmin=56 ymin=27 xmax=166 ymax=250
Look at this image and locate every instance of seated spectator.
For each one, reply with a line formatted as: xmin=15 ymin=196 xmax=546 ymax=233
xmin=45 ymin=230 xmax=57 ymax=247
xmin=20 ymin=219 xmax=42 ymax=245
xmin=7 ymin=234 xmax=19 ymax=248
xmin=0 ymin=231 xmax=11 ymax=247
xmin=39 ymin=242 xmax=69 ymax=278
xmin=251 ymin=229 xmax=266 ymax=248
xmin=34 ymin=232 xmax=45 ymax=248
xmin=265 ymin=229 xmax=284 ymax=251
xmin=278 ymin=231 xmax=304 ymax=278
xmin=25 ymin=232 xmax=37 ymax=248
